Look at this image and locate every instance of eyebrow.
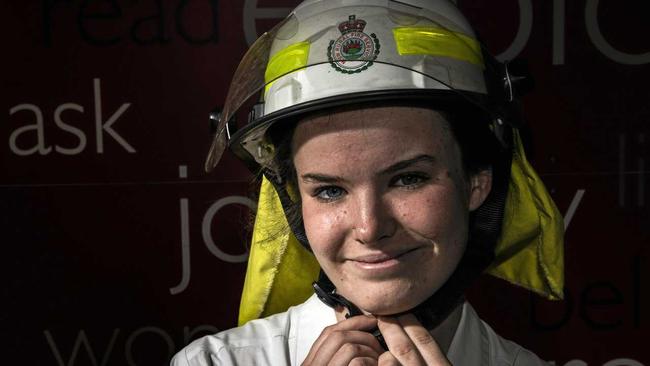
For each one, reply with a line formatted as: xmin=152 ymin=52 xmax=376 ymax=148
xmin=300 ymin=155 xmax=436 ymax=184
xmin=379 ymin=154 xmax=436 ymax=175
xmin=301 ymin=173 xmax=348 ymax=184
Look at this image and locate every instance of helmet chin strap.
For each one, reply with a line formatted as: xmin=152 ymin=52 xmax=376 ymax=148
xmin=312 ymin=273 xmax=388 ymax=350
xmin=311 ymin=248 xmax=474 ymax=332
xmin=310 ymin=266 xmax=467 ymax=351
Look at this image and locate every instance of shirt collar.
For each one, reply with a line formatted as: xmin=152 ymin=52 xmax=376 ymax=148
xmin=447 ymin=302 xmax=489 ymax=365
xmin=294 ymin=294 xmax=338 ymax=363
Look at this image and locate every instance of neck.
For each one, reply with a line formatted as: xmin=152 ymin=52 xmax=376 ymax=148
xmin=334 ymin=301 xmax=464 ymax=355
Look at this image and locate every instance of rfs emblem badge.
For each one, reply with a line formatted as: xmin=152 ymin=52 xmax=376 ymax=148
xmin=328 ymin=15 xmax=380 ymax=74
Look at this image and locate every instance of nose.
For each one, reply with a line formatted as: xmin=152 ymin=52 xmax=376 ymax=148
xmin=352 ymin=189 xmax=397 ymax=246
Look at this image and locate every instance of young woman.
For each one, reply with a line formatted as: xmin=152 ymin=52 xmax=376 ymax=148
xmin=173 ymin=0 xmax=564 ymax=364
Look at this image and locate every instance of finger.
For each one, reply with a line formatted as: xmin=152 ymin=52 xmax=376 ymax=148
xmin=309 ymin=330 xmax=383 ymax=365
xmin=329 ymin=343 xmax=380 ymax=366
xmin=377 ymin=316 xmax=425 ymax=365
xmin=303 ymin=315 xmax=381 ymax=365
xmin=308 ymin=315 xmax=378 ymax=358
xmin=398 ymin=314 xmax=451 ymax=366
xmin=377 ymin=351 xmax=401 ymax=366
xmin=349 ymin=356 xmax=379 ymax=366
xmin=305 ymin=315 xmax=379 ymax=362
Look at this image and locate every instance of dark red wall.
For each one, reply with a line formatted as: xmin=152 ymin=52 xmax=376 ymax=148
xmin=1 ymin=1 xmax=648 ymax=365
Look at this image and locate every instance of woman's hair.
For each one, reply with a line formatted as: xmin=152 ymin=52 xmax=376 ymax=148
xmin=259 ymin=101 xmax=503 ymax=246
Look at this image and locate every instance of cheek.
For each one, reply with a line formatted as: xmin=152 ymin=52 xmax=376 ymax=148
xmin=396 ymin=186 xmax=469 ymax=243
xmin=301 ymin=200 xmax=347 ymax=257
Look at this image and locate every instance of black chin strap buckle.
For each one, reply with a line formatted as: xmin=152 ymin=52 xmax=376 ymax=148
xmin=312 ymin=282 xmax=363 ymax=317
xmin=312 ymin=281 xmax=388 ymax=350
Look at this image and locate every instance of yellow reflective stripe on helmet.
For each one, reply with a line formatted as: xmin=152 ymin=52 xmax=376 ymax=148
xmin=264 ymin=41 xmax=311 ymax=92
xmin=393 ymin=27 xmax=484 ymax=67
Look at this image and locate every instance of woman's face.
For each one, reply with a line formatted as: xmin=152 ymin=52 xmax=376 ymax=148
xmin=292 ymin=105 xmax=491 ymax=315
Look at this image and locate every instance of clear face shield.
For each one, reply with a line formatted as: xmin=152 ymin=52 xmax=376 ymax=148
xmin=205 ymin=1 xmax=507 ymax=172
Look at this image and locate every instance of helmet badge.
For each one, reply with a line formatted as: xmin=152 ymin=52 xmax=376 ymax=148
xmin=328 ymin=15 xmax=380 ymax=74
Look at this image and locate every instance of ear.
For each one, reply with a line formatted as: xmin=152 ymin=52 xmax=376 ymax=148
xmin=468 ymin=169 xmax=493 ymax=211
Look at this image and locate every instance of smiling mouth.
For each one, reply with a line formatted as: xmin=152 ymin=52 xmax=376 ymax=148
xmin=351 ymin=247 xmax=421 ymax=265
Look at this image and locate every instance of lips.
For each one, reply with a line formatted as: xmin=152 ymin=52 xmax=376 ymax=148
xmin=350 ymin=247 xmax=419 ymax=263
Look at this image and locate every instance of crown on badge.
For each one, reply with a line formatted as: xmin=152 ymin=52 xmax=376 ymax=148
xmin=338 ymin=15 xmax=366 ymax=33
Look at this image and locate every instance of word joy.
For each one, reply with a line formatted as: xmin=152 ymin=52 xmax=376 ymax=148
xmin=169 ymin=166 xmax=256 ymax=295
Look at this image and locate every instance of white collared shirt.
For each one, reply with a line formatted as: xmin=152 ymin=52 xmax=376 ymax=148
xmin=171 ymin=294 xmax=549 ymax=365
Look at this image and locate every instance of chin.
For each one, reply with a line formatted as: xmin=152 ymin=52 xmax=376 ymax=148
xmin=345 ymin=282 xmax=433 ymax=316
xmin=358 ymin=298 xmax=421 ymax=316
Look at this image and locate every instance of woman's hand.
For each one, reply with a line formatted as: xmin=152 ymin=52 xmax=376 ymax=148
xmin=303 ymin=313 xmax=451 ymax=365
xmin=376 ymin=314 xmax=452 ymax=365
xmin=302 ymin=314 xmax=385 ymax=365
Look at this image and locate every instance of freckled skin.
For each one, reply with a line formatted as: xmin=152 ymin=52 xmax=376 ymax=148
xmin=292 ymin=106 xmax=490 ymax=315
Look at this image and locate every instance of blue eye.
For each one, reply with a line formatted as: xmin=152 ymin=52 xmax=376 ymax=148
xmin=314 ymin=186 xmax=345 ymax=201
xmin=393 ymin=173 xmax=428 ymax=188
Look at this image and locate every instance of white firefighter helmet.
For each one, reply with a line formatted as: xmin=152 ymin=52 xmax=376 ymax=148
xmin=205 ymin=0 xmax=513 ymax=172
